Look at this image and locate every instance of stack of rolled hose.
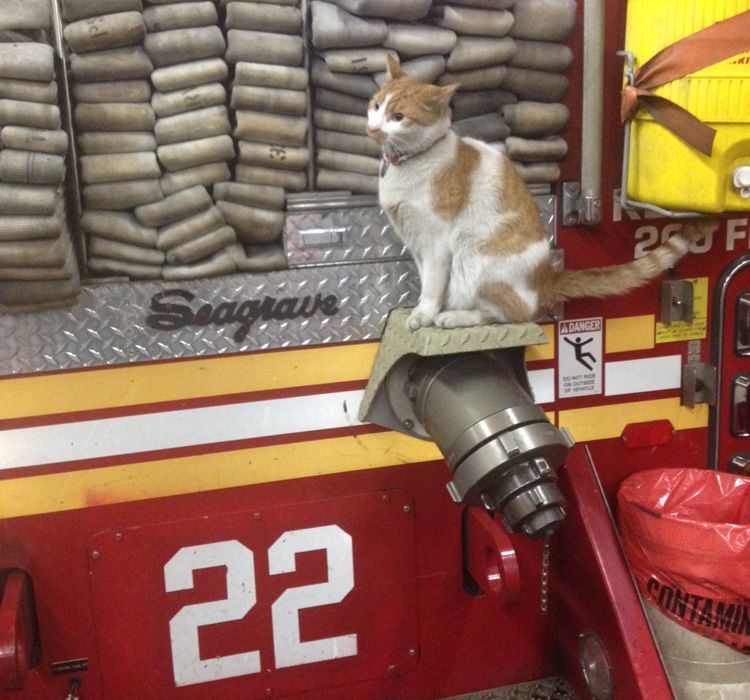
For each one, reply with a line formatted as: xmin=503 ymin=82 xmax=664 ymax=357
xmin=52 ymin=0 xmax=578 ymax=286
xmin=0 ymin=0 xmax=80 ymax=312
xmin=310 ymin=0 xmax=575 ymax=191
xmin=220 ymin=0 xmax=306 ymax=271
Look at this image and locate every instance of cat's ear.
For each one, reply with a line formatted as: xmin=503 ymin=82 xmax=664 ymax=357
xmin=386 ymin=54 xmax=406 ymax=81
xmin=433 ymin=83 xmax=460 ymax=107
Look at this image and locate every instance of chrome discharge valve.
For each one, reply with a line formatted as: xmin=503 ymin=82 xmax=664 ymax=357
xmin=394 ymin=352 xmax=572 ymax=538
xmin=358 ymin=310 xmax=573 ymax=539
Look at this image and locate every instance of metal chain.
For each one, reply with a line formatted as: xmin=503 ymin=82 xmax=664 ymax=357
xmin=540 ymin=537 xmax=551 ymax=613
xmin=65 ymin=678 xmax=81 ymax=700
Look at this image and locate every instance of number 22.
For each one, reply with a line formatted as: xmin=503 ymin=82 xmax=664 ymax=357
xmin=164 ymin=525 xmax=356 ymax=687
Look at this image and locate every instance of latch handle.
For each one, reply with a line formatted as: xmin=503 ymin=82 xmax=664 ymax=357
xmin=65 ymin=678 xmax=81 ymax=700
xmin=732 ymin=374 xmax=750 ymax=436
xmin=464 ymin=507 xmax=520 ymax=605
xmin=0 ymin=570 xmax=38 ymax=692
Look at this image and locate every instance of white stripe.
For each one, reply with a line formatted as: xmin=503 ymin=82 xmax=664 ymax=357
xmin=0 ymin=390 xmax=365 ymax=470
xmin=0 ymin=369 xmax=556 ymax=471
xmin=605 ymin=355 xmax=681 ymax=397
xmin=528 ymin=368 xmax=555 ymax=404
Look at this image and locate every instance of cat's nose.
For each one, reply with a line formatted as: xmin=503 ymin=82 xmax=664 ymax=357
xmin=367 ymin=125 xmax=380 ymax=135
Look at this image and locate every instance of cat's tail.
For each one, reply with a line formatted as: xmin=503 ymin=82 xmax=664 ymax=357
xmin=540 ymin=220 xmax=714 ymax=306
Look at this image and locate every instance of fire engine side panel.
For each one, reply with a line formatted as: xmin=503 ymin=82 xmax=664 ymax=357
xmin=1 ymin=0 xmax=749 ymax=698
xmin=0 ymin=463 xmax=557 ymax=699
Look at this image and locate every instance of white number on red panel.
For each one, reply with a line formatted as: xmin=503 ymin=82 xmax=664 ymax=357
xmin=269 ymin=525 xmax=356 ymax=668
xmin=163 ymin=525 xmax=357 ymax=687
xmin=164 ymin=540 xmax=259 ymax=687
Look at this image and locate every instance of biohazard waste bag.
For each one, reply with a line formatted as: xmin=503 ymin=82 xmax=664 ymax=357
xmin=618 ymin=468 xmax=750 ymax=654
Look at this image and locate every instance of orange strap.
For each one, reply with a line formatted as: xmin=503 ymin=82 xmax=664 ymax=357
xmin=621 ymin=10 xmax=750 ymax=156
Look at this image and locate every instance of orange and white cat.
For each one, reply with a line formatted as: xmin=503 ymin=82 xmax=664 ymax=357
xmin=368 ymin=56 xmax=707 ymax=330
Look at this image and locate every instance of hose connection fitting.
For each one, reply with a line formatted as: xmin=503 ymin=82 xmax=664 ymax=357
xmin=396 ymin=352 xmax=573 ymax=538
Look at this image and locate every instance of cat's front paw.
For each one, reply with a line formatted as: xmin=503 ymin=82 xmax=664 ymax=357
xmin=406 ymin=304 xmax=438 ymax=330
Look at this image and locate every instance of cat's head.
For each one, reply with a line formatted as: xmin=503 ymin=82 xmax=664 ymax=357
xmin=367 ymin=55 xmax=459 ymax=158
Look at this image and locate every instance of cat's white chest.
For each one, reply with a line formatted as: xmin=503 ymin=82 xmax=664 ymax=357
xmin=378 ymin=161 xmax=409 ymax=205
xmin=379 ymin=158 xmax=433 ymax=215
xmin=379 ymin=166 xmax=430 ymax=248
xmin=378 ymin=134 xmax=455 ymax=212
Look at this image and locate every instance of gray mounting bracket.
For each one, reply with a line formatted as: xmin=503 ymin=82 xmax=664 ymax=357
xmin=561 ymin=181 xmax=582 ymax=227
xmin=681 ymin=340 xmax=716 ymax=408
xmin=661 ymin=280 xmax=695 ymax=325
xmin=358 ymin=307 xmax=549 ymax=438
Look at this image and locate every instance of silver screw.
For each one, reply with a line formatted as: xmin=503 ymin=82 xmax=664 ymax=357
xmin=402 ymin=419 xmax=414 ymax=430
xmin=91 ymin=550 xmax=100 ymax=560
xmin=403 ymin=504 xmax=412 ymax=514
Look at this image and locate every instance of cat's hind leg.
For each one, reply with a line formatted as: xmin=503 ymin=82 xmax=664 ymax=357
xmin=478 ymin=282 xmax=536 ymax=323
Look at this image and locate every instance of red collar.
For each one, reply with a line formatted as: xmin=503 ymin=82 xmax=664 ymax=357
xmin=387 ymin=153 xmax=410 ymax=166
xmin=380 ymin=152 xmax=411 ymax=177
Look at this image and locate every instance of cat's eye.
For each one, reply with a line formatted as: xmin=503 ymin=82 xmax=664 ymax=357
xmin=392 ymin=112 xmax=404 ymax=122
xmin=374 ymin=101 xmax=380 ymax=110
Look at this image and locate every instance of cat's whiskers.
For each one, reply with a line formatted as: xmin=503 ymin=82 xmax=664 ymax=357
xmin=390 ymin=142 xmax=405 ymax=159
xmin=383 ymin=138 xmax=411 ymax=165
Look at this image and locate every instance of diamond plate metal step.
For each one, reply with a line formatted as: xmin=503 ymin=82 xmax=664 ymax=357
xmin=284 ymin=193 xmax=557 ymax=268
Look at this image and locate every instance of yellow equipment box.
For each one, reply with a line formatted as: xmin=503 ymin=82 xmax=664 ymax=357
xmin=625 ymin=0 xmax=750 ymax=213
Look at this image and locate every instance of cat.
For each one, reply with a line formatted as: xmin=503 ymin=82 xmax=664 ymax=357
xmin=367 ymin=55 xmax=710 ymax=330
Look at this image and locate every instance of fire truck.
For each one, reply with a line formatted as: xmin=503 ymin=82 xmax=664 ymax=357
xmin=0 ymin=1 xmax=748 ymax=698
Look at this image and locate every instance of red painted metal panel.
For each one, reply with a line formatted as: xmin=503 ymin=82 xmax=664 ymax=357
xmin=87 ymin=491 xmax=419 ymax=699
xmin=0 ymin=462 xmax=561 ymax=699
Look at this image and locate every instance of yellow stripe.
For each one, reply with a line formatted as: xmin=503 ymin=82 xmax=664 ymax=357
xmin=526 ymin=323 xmax=555 ymax=361
xmin=0 ymin=343 xmax=379 ymax=421
xmin=559 ymin=397 xmax=707 ymax=442
xmin=2 ymin=327 xmax=557 ymax=422
xmin=605 ymin=315 xmax=655 ymax=353
xmin=0 ymin=396 xmax=705 ymax=518
xmin=0 ymin=431 xmax=442 ymax=519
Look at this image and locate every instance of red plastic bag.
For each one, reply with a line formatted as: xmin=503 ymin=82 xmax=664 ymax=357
xmin=618 ymin=468 xmax=750 ymax=653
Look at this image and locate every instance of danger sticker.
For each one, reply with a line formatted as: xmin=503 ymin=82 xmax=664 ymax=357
xmin=558 ymin=317 xmax=603 ymax=398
